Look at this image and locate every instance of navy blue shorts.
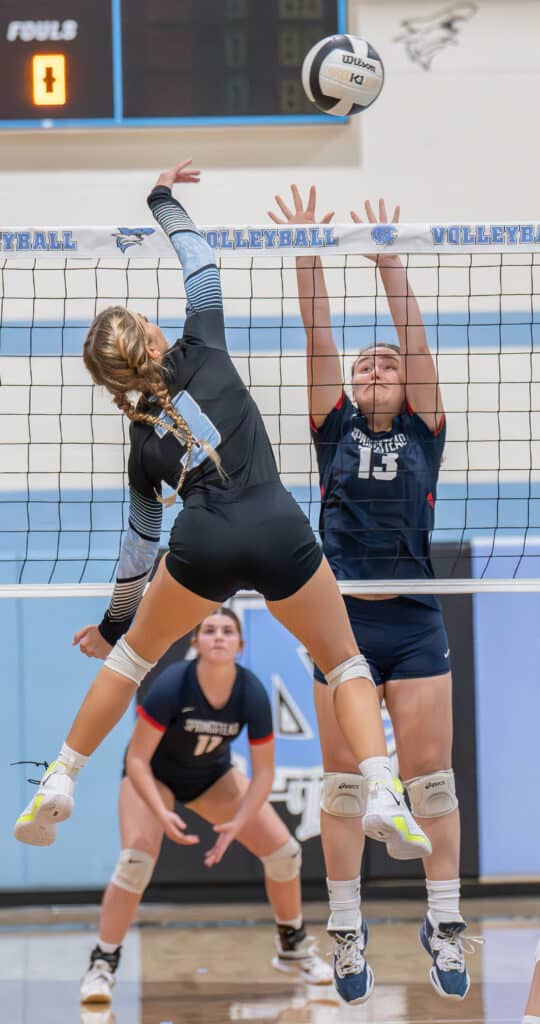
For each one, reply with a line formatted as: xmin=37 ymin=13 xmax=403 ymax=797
xmin=123 ymin=752 xmax=232 ymax=805
xmin=314 ymin=595 xmax=451 ymax=686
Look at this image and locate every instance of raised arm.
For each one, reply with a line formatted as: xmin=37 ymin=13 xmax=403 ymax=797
xmin=352 ymin=199 xmax=444 ymax=433
xmin=269 ymin=185 xmax=343 ymax=427
xmin=147 ymin=160 xmax=224 ymax=334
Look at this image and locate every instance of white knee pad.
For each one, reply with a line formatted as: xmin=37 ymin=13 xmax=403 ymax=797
xmin=112 ymin=848 xmax=156 ymax=894
xmin=405 ymin=769 xmax=458 ymax=819
xmin=325 ymin=653 xmax=374 ymax=690
xmin=321 ymin=772 xmax=367 ymax=817
xmin=261 ymin=837 xmax=301 ymax=883
xmin=104 ymin=635 xmax=157 ymax=687
xmin=535 ymin=936 xmax=540 ymax=962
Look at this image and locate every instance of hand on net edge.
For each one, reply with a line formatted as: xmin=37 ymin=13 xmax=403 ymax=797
xmin=268 ymin=184 xmax=334 ymax=226
xmin=351 ymin=198 xmax=401 ymax=264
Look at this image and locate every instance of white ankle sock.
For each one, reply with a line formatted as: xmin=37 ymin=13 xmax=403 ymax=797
xmin=327 ymin=876 xmax=361 ymax=931
xmin=276 ymin=915 xmax=303 ymax=931
xmin=426 ymin=878 xmax=462 ymax=925
xmin=59 ymin=743 xmax=88 ymax=776
xmin=359 ymin=756 xmax=393 ymax=781
xmin=97 ymin=939 xmax=120 ymax=954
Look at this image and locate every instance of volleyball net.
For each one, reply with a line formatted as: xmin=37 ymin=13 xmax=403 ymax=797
xmin=1 ymin=220 xmax=540 ymax=595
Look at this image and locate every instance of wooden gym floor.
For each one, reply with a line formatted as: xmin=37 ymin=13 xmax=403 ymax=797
xmin=1 ymin=896 xmax=538 ymax=1023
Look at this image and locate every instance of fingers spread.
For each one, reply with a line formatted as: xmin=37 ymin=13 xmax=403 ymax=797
xmin=364 ymin=199 xmax=376 ymax=223
xmin=291 ymin=184 xmax=303 ymax=212
xmin=275 ymin=195 xmax=293 ymax=219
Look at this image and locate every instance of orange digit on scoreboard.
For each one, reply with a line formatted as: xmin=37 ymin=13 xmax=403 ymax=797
xmin=32 ymin=54 xmax=67 ymax=106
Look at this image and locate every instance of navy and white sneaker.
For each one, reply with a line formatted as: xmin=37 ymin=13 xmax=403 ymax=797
xmin=331 ymin=921 xmax=374 ymax=1004
xmin=420 ymin=916 xmax=473 ymax=998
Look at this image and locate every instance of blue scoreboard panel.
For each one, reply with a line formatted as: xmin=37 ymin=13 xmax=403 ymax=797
xmin=1 ymin=0 xmax=345 ymax=128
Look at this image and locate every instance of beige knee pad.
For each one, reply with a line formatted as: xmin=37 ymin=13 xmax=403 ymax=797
xmin=112 ymin=848 xmax=156 ymax=894
xmin=405 ymin=769 xmax=458 ymax=819
xmin=261 ymin=838 xmax=301 ymax=883
xmin=325 ymin=653 xmax=374 ymax=690
xmin=321 ymin=772 xmax=367 ymax=817
xmin=104 ymin=636 xmax=156 ymax=687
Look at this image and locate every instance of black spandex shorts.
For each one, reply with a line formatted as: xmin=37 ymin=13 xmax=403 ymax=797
xmin=122 ymin=753 xmax=232 ymax=805
xmin=165 ymin=480 xmax=323 ymax=602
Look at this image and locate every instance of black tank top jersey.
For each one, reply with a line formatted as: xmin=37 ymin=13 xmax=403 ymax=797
xmin=138 ymin=659 xmax=274 ymax=779
xmin=312 ymin=394 xmax=446 ymax=586
xmin=128 ymin=311 xmax=279 ymax=504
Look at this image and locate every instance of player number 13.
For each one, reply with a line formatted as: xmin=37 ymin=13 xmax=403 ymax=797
xmin=357 ymin=447 xmax=399 ymax=481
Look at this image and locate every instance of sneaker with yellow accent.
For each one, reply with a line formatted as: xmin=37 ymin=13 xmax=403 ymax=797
xmin=13 ymin=761 xmax=75 ymax=846
xmin=362 ymin=775 xmax=432 ymax=860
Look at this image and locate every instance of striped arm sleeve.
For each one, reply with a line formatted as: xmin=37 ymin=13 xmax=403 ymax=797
xmin=147 ymin=185 xmax=223 ymax=314
xmin=98 ymin=488 xmax=163 ymax=646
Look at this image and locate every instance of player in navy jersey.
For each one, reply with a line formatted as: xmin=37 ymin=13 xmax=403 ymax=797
xmin=14 ymin=160 xmax=431 ymax=876
xmin=80 ymin=609 xmax=332 ymax=1004
xmin=270 ymin=187 xmax=471 ymax=1003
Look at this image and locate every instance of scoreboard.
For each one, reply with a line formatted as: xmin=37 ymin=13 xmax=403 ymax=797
xmin=0 ymin=0 xmax=345 ymax=128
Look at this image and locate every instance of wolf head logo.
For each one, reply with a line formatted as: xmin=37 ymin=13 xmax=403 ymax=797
xmin=112 ymin=227 xmax=155 ymax=253
xmin=395 ymin=3 xmax=477 ymax=71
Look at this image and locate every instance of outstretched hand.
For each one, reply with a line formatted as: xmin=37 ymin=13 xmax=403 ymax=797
xmin=350 ymin=199 xmax=400 ymax=263
xmin=204 ymin=818 xmax=243 ymax=868
xmin=268 ymin=184 xmax=334 ymax=226
xmin=72 ymin=624 xmax=112 ymax=659
xmin=161 ymin=810 xmax=200 ymax=847
xmin=155 ymin=159 xmax=201 ymax=191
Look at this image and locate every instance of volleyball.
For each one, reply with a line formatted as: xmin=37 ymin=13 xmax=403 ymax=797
xmin=301 ymin=34 xmax=384 ymax=116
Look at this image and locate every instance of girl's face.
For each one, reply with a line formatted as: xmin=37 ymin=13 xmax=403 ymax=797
xmin=351 ymin=347 xmax=406 ymax=416
xmin=193 ymin=613 xmax=243 ymax=664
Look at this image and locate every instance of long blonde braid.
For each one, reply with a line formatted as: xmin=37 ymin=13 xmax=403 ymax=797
xmin=83 ymin=306 xmax=224 ymax=505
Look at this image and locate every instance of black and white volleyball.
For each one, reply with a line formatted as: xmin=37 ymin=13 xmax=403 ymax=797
xmin=302 ymin=34 xmax=384 ymax=116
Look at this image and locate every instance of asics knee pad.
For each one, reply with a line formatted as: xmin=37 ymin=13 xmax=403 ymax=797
xmin=261 ymin=838 xmax=301 ymax=883
xmin=112 ymin=848 xmax=156 ymax=894
xmin=405 ymin=769 xmax=458 ymax=818
xmin=325 ymin=654 xmax=374 ymax=691
xmin=321 ymin=772 xmax=367 ymax=817
xmin=104 ymin=636 xmax=157 ymax=687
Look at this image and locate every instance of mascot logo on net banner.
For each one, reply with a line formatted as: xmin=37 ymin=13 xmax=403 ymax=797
xmin=112 ymin=227 xmax=156 ymax=253
xmin=371 ymin=225 xmax=398 ymax=246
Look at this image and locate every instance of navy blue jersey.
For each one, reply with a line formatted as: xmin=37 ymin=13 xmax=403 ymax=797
xmin=312 ymin=394 xmax=445 ymax=584
xmin=138 ymin=660 xmax=273 ymax=782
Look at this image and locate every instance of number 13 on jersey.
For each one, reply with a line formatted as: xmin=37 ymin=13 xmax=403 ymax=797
xmin=357 ymin=446 xmax=399 ymax=481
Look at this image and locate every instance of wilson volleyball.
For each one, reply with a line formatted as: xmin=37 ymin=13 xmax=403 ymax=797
xmin=302 ymin=34 xmax=384 ymax=116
